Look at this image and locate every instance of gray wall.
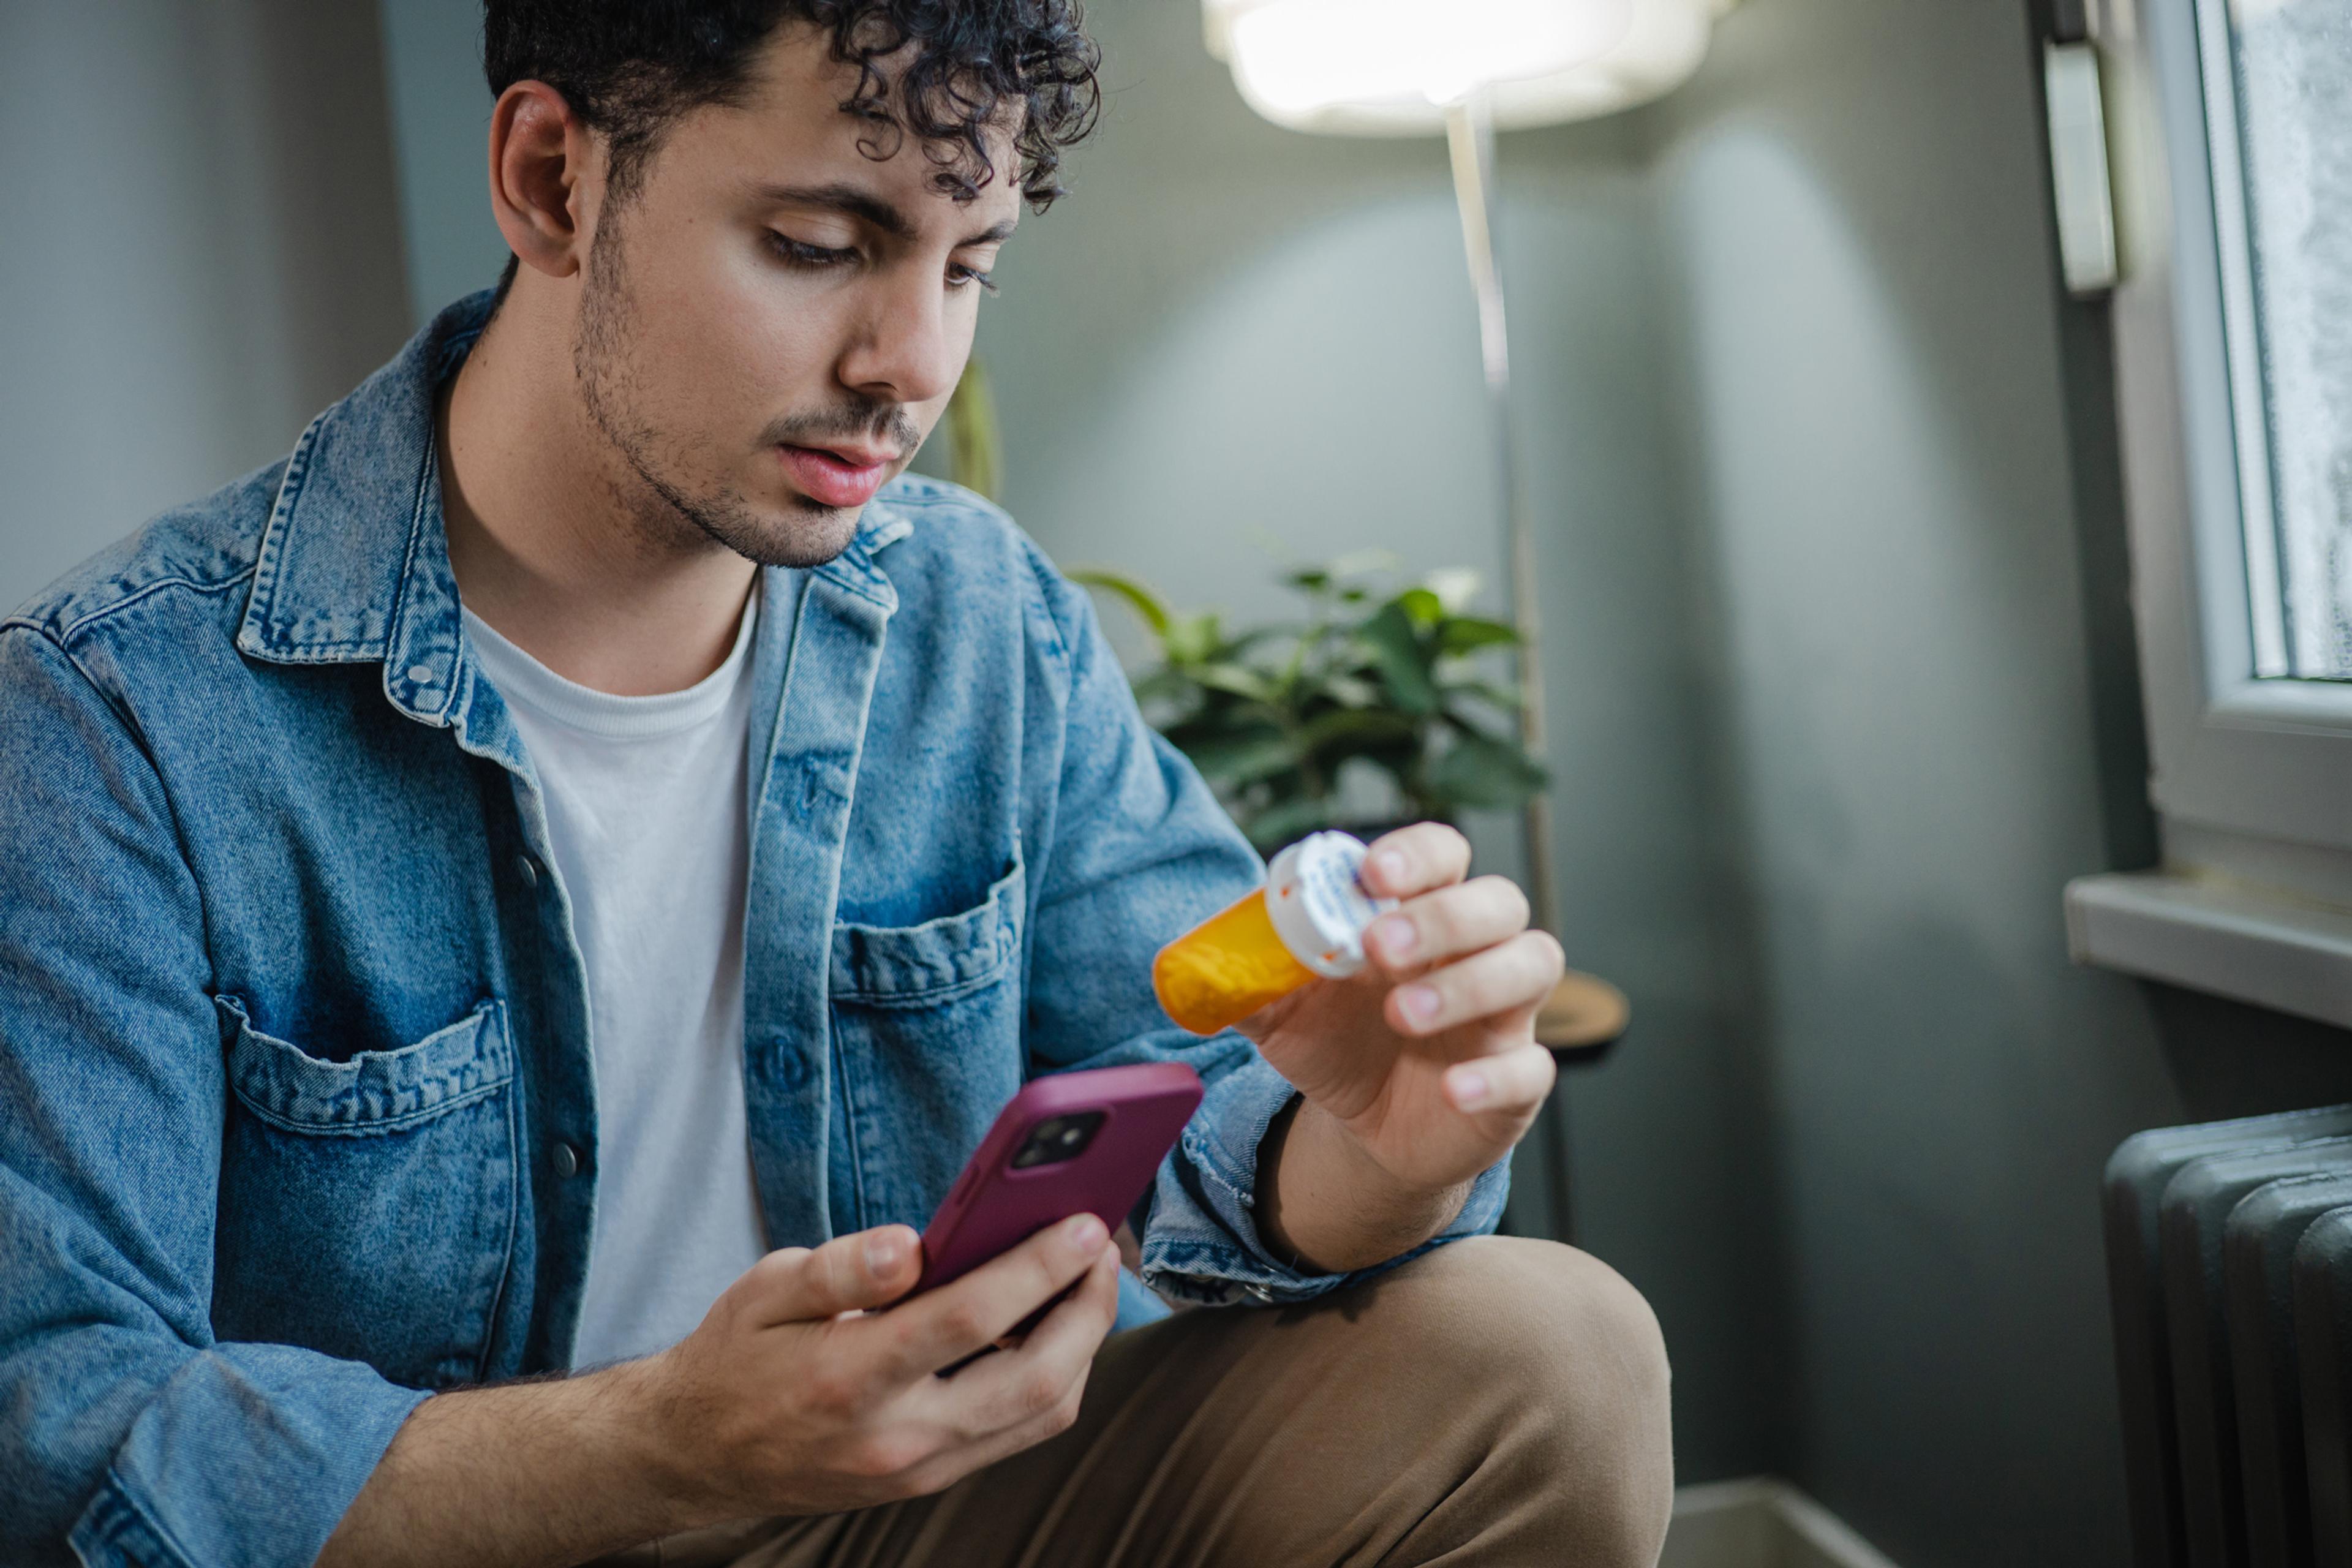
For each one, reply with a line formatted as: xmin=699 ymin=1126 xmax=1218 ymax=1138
xmin=1653 ymin=6 xmax=2352 ymax=1562
xmin=0 ymin=0 xmax=412 ymax=611
xmin=380 ymin=0 xmax=507 ymax=324
xmin=1640 ymin=2 xmax=2181 ymax=1562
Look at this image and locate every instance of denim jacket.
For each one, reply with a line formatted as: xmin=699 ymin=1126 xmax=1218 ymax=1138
xmin=0 ymin=293 xmax=1505 ymax=1567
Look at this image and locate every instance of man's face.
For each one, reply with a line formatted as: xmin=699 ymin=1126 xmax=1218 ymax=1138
xmin=570 ymin=24 xmax=1021 ymax=568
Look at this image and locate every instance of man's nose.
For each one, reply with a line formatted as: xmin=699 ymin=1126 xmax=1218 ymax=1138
xmin=837 ymin=262 xmax=962 ymax=409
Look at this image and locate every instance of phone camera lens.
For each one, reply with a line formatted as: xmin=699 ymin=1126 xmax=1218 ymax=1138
xmin=1009 ymin=1111 xmax=1104 ymax=1170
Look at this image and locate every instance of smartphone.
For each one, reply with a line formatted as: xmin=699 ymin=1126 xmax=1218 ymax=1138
xmin=914 ymin=1061 xmax=1204 ymax=1300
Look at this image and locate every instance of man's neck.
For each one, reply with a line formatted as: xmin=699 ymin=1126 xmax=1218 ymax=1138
xmin=437 ymin=307 xmax=759 ymax=698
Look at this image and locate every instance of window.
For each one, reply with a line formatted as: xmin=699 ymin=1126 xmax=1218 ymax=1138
xmin=2063 ymin=0 xmax=2352 ymax=1028
xmin=2197 ymin=0 xmax=2352 ymax=682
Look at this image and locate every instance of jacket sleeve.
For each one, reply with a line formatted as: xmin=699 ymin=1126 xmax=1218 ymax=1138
xmin=0 ymin=624 xmax=428 ymax=1568
xmin=1014 ymin=553 xmax=1508 ymax=1310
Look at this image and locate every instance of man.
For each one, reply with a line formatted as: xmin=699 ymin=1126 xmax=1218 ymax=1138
xmin=0 ymin=4 xmax=1672 ymax=1564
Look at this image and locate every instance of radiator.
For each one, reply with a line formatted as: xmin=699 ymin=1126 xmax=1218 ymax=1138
xmin=2106 ymin=1107 xmax=2352 ymax=1568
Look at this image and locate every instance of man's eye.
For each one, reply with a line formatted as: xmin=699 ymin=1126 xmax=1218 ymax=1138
xmin=769 ymin=235 xmax=858 ymax=269
xmin=948 ymin=263 xmax=1000 ymax=296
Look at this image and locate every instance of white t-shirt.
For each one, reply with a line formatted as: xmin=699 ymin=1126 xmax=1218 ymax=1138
xmin=462 ymin=588 xmax=777 ymax=1368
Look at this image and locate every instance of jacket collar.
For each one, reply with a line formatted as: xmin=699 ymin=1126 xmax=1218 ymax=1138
xmin=235 ymin=290 xmax=914 ymax=725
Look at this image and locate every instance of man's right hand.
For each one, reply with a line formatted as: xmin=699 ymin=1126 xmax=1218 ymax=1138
xmin=320 ymin=1216 xmax=1121 ymax=1567
xmin=641 ymin=1213 xmax=1123 ymax=1518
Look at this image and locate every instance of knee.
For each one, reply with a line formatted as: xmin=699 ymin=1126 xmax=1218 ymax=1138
xmin=1380 ymin=1237 xmax=1675 ymax=1558
xmin=1535 ymin=1240 xmax=1670 ymax=1417
xmin=1413 ymin=1236 xmax=1669 ymax=1414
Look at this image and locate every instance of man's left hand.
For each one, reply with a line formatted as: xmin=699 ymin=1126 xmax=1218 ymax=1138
xmin=1241 ymin=822 xmax=1564 ymax=1204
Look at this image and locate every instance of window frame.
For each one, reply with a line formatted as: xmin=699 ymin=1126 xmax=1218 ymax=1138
xmin=2066 ymin=0 xmax=2352 ymax=1030
xmin=2106 ymin=0 xmax=2352 ymax=860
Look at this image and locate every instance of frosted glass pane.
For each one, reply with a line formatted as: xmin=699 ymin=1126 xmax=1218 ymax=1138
xmin=2223 ymin=0 xmax=2352 ymax=679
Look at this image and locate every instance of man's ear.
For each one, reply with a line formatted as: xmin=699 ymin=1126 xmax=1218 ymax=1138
xmin=486 ymin=80 xmax=595 ymax=282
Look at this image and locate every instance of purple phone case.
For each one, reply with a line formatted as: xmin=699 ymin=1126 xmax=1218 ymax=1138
xmin=914 ymin=1062 xmax=1204 ymax=1295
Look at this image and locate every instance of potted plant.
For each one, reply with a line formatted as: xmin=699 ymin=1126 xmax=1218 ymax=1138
xmin=1073 ymin=554 xmax=1548 ymax=854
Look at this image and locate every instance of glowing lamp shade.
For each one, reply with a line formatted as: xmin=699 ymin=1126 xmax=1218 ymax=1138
xmin=1204 ymin=0 xmax=1733 ymax=135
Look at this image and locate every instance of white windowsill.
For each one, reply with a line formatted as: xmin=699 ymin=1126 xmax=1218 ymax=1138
xmin=2066 ymin=871 xmax=2352 ymax=1032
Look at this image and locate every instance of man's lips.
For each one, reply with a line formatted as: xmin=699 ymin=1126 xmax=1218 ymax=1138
xmin=776 ymin=442 xmax=894 ymax=508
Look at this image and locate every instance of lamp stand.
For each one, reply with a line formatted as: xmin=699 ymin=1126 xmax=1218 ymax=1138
xmin=1444 ymin=89 xmax=1616 ymax=1245
xmin=1443 ymin=91 xmax=1559 ymax=943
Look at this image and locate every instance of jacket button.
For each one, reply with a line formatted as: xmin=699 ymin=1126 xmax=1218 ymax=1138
xmin=551 ymin=1141 xmax=580 ymax=1178
xmin=516 ymin=853 xmax=542 ymax=889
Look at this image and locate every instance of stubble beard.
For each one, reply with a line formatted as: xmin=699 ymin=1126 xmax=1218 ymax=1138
xmin=571 ymin=218 xmax=865 ymax=571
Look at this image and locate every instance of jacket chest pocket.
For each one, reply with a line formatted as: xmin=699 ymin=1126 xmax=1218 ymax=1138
xmin=211 ymin=995 xmax=519 ymax=1390
xmin=829 ymin=855 xmax=1027 ymax=1230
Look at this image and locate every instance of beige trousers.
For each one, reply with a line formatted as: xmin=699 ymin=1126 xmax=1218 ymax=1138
xmin=591 ymin=1237 xmax=1673 ymax=1568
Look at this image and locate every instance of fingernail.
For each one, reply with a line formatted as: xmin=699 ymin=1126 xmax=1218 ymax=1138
xmin=1371 ymin=916 xmax=1418 ymax=961
xmin=1064 ymin=1214 xmax=1108 ymax=1253
xmin=866 ymin=1229 xmax=905 ymax=1275
xmin=1399 ymin=984 xmax=1440 ymax=1027
xmin=1450 ymin=1069 xmax=1491 ymax=1109
xmin=1373 ymin=850 xmax=1408 ymax=887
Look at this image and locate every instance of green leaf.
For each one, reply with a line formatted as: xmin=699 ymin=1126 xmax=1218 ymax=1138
xmin=1068 ymin=569 xmax=1172 ymax=640
xmin=1191 ymin=662 xmax=1279 ymax=702
xmin=1284 ymin=567 xmax=1331 ymax=592
xmin=1426 ymin=733 xmax=1550 ymax=810
xmin=1296 ymin=707 xmax=1419 ymax=750
xmin=1438 ymin=677 xmax=1523 ymax=710
xmin=1395 ymin=587 xmax=1445 ymax=628
xmin=1355 ymin=603 xmax=1438 ymax=715
xmin=1182 ymin=731 xmax=1301 ymax=786
xmin=1317 ymin=672 xmax=1382 ymax=708
xmin=946 ymin=357 xmax=1003 ymax=503
xmin=1436 ymin=616 xmax=1519 ymax=655
xmin=1162 ymin=611 xmax=1228 ymax=667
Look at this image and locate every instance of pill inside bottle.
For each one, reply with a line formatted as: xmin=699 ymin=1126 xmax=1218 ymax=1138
xmin=1152 ymin=831 xmax=1398 ymax=1036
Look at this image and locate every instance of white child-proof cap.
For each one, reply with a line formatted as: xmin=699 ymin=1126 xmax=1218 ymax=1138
xmin=1264 ymin=831 xmax=1401 ymax=979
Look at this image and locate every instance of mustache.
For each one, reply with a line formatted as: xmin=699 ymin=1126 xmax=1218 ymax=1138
xmin=760 ymin=401 xmax=924 ymax=462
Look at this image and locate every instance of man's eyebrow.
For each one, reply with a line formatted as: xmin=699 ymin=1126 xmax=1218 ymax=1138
xmin=757 ymin=181 xmax=1016 ymax=249
xmin=758 ymin=182 xmax=916 ymax=240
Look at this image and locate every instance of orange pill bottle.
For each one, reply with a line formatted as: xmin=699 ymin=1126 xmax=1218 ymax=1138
xmin=1152 ymin=831 xmax=1398 ymax=1036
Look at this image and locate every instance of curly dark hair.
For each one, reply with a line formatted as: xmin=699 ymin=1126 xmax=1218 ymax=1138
xmin=483 ymin=1 xmax=1102 ymax=213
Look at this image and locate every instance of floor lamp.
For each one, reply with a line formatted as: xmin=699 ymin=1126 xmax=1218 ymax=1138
xmin=1204 ymin=0 xmax=1734 ymax=1238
